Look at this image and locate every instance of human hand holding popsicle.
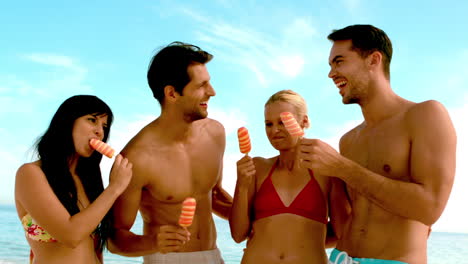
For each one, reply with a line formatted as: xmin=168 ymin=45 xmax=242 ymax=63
xmin=280 ymin=111 xmax=346 ymax=177
xmin=90 ymin=139 xmax=133 ymax=194
xmin=154 ymin=198 xmax=195 ymax=254
xmin=156 ymin=225 xmax=190 ymax=253
xmin=297 ymin=138 xmax=346 ymax=177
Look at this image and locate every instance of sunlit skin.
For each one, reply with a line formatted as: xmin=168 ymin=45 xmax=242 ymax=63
xmin=15 ymin=112 xmax=132 ymax=264
xmin=176 ymin=63 xmax=215 ymax=122
xmin=72 ymin=114 xmax=108 ymax=159
xmin=230 ymin=101 xmax=350 ymax=264
xmin=108 ymin=62 xmax=233 ymax=257
xmin=328 ymin=40 xmax=372 ymax=105
xmin=294 ymin=39 xmax=456 ymax=264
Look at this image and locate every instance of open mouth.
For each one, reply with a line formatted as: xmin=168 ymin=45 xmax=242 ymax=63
xmin=200 ymin=101 xmax=208 ymax=107
xmin=335 ymin=80 xmax=347 ymax=89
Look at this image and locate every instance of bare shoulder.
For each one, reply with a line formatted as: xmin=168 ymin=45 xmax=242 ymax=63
xmin=339 ymin=122 xmax=365 ymax=152
xmin=16 ymin=161 xmax=42 ymax=179
xmin=198 ymin=118 xmax=225 ymax=137
xmin=195 ymin=118 xmax=226 ymax=149
xmin=15 ymin=162 xmax=48 ymax=205
xmin=252 ymin=156 xmax=276 ymax=182
xmin=405 ymin=100 xmax=453 ymax=129
xmin=405 ymin=100 xmax=456 ymax=147
xmin=120 ymin=124 xmax=160 ymax=186
xmin=121 ymin=120 xmax=160 ymax=158
xmin=405 ymin=100 xmax=449 ymax=119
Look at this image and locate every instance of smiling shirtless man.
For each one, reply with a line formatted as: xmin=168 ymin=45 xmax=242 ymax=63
xmin=108 ymin=42 xmax=232 ymax=264
xmin=297 ymin=25 xmax=457 ymax=264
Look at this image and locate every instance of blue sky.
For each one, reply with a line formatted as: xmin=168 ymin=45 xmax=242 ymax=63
xmin=1 ymin=0 xmax=467 ymax=233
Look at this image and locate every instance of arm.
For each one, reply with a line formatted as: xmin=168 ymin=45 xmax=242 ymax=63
xmin=328 ymin=178 xmax=351 ymax=243
xmin=300 ymin=101 xmax=456 ymax=225
xmin=108 ymin=154 xmax=189 ymax=256
xmin=15 ymin=155 xmax=132 ymax=248
xmin=212 ymin=181 xmax=233 ymax=220
xmin=229 ymin=156 xmax=256 ymax=243
xmin=210 ymin=119 xmax=232 ymax=220
xmin=107 ymin=172 xmax=152 ymax=256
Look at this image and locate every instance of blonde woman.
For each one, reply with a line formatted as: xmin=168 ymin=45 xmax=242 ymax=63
xmin=230 ymin=90 xmax=349 ymax=264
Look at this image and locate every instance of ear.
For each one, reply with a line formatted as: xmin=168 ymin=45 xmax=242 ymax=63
xmin=301 ymin=114 xmax=311 ymax=129
xmin=163 ymin=85 xmax=180 ymax=103
xmin=367 ymin=51 xmax=382 ymax=71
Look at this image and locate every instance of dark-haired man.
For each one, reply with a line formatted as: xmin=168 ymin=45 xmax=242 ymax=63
xmin=298 ymin=25 xmax=456 ymax=264
xmin=108 ymin=42 xmax=232 ymax=264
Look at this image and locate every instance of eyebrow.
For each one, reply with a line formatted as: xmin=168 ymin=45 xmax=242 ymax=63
xmin=329 ymin=55 xmax=344 ymax=66
xmin=90 ymin=113 xmax=109 ymax=127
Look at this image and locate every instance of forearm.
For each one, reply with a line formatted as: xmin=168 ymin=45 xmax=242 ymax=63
xmin=212 ymin=185 xmax=233 ymax=220
xmin=340 ymin=160 xmax=437 ymax=225
xmin=108 ymin=229 xmax=158 ymax=257
xmin=229 ymin=184 xmax=252 ymax=243
xmin=213 ymin=202 xmax=231 ymax=220
xmin=329 ymin=178 xmax=351 ymax=239
xmin=61 ymin=186 xmax=122 ymax=246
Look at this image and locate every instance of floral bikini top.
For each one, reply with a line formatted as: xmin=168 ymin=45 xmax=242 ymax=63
xmin=21 ymin=214 xmax=57 ymax=242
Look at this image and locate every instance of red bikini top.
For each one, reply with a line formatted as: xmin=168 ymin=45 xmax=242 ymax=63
xmin=254 ymin=159 xmax=327 ymax=224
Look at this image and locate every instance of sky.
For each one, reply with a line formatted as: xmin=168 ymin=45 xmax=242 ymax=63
xmin=1 ymin=0 xmax=467 ymax=234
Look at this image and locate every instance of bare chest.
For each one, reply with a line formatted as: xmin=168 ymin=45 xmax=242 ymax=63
xmin=142 ymin=141 xmax=222 ymax=202
xmin=342 ymin=120 xmax=411 ymax=182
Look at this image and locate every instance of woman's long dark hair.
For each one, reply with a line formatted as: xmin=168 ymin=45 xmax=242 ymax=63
xmin=36 ymin=95 xmax=114 ymax=251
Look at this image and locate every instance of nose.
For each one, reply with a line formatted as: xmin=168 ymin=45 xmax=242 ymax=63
xmin=328 ymin=67 xmax=336 ymax=79
xmin=94 ymin=125 xmax=104 ymax=139
xmin=272 ymin=123 xmax=282 ymax=133
xmin=207 ymin=83 xmax=216 ymax=96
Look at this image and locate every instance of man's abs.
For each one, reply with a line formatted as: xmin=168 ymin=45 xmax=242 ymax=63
xmin=337 ymin=197 xmax=429 ymax=262
xmin=140 ymin=191 xmax=219 ymax=252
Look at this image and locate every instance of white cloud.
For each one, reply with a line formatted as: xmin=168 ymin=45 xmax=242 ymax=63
xmin=180 ymin=8 xmax=322 ymax=86
xmin=0 ymin=141 xmax=31 ymax=204
xmin=321 ymin=120 xmax=362 ymax=149
xmin=21 ymin=53 xmax=92 ymax=98
xmin=284 ymin=18 xmax=318 ymax=39
xmin=270 ymin=55 xmax=305 ymax=78
xmin=221 ymin=152 xmax=244 ymax=196
xmin=209 ymin=107 xmax=250 ymax=136
xmin=24 ymin=53 xmax=81 ymax=70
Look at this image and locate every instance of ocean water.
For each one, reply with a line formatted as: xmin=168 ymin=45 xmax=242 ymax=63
xmin=1 ymin=204 xmax=467 ymax=264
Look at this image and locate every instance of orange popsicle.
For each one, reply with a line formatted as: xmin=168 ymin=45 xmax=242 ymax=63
xmin=280 ymin=112 xmax=304 ymax=137
xmin=89 ymin=138 xmax=115 ymax=158
xmin=179 ymin=197 xmax=196 ymax=227
xmin=237 ymin=127 xmax=251 ymax=154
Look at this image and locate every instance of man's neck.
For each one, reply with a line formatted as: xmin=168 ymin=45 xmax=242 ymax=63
xmin=359 ymin=81 xmax=404 ymax=126
xmin=156 ymin=110 xmax=198 ymax=142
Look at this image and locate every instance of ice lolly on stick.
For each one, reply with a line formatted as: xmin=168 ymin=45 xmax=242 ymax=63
xmin=89 ymin=138 xmax=115 ymax=158
xmin=179 ymin=197 xmax=196 ymax=227
xmin=237 ymin=127 xmax=251 ymax=154
xmin=280 ymin=112 xmax=304 ymax=137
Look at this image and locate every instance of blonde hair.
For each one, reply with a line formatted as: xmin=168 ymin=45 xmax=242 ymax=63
xmin=265 ymin=89 xmax=310 ymax=128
